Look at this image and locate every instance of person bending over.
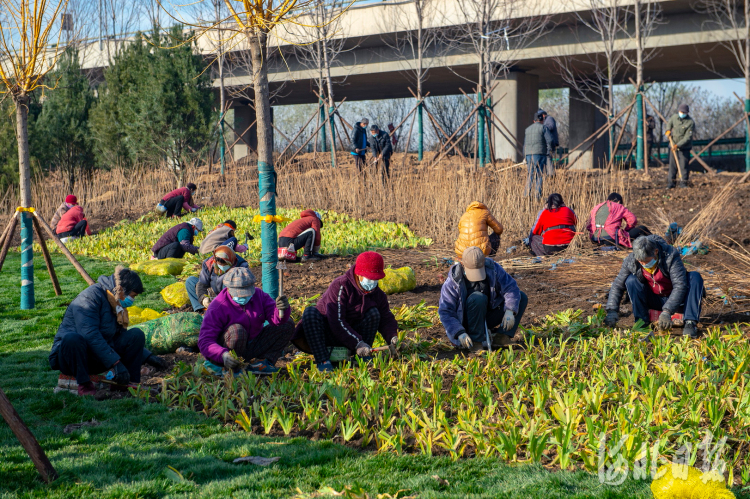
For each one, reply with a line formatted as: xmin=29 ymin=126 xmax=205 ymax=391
xmin=278 ymin=210 xmax=324 ymax=262
xmin=151 ymin=218 xmax=203 ymax=259
xmin=454 ymin=201 xmax=504 ymax=258
xmin=588 ymin=192 xmax=651 ymax=248
xmin=199 ymin=220 xmax=249 ymax=255
xmin=159 ymin=183 xmax=201 ymax=218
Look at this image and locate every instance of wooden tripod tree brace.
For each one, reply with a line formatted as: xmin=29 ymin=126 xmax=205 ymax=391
xmin=32 ymin=216 xmax=62 ymax=296
xmin=0 ymin=214 xmax=19 ymax=272
xmin=32 ymin=212 xmax=95 ymax=286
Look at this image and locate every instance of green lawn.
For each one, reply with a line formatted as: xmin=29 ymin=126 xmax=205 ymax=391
xmin=0 ymin=252 xmax=738 ymax=498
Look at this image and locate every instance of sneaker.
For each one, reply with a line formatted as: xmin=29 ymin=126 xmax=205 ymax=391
xmin=317 ymin=361 xmax=334 ymax=372
xmin=311 ymin=251 xmax=327 ymax=259
xmin=679 ymin=183 xmax=689 ymax=189
xmin=247 ymin=359 xmax=279 ymax=375
xmin=683 ymin=320 xmax=699 ymax=339
xmin=77 ymin=381 xmax=97 ymax=397
xmin=493 ymin=334 xmax=517 ymax=347
xmin=666 ymin=184 xmax=675 ymax=190
xmin=301 ymin=254 xmax=321 ymax=263
xmin=144 ymin=353 xmax=168 ymax=369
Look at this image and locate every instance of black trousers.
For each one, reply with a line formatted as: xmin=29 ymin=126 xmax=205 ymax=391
xmin=668 ymin=149 xmax=691 ymax=186
xmin=156 ymin=241 xmax=185 ymax=259
xmin=50 ymin=328 xmax=145 ymax=385
xmin=380 ymin=156 xmax=391 ymax=178
xmin=463 ymin=291 xmax=528 ymax=342
xmin=303 ymin=306 xmax=380 ymax=363
xmin=529 ymin=235 xmax=568 ymax=257
xmin=163 ymin=195 xmax=184 ymax=217
xmin=279 ymin=229 xmax=316 ymax=257
xmin=58 ymin=220 xmax=88 ymax=238
xmin=598 ymin=226 xmax=652 ymax=247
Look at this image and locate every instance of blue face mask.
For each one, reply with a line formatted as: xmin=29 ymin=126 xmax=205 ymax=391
xmin=232 ymin=296 xmax=250 ymax=306
xmin=120 ymin=296 xmax=134 ymax=308
xmin=360 ymin=278 xmax=378 ymax=292
xmin=194 ymin=228 xmax=199 ymax=236
xmin=218 ymin=263 xmax=231 ymax=272
xmin=642 ymin=258 xmax=657 ymax=270
xmin=678 ymin=112 xmax=686 ymax=119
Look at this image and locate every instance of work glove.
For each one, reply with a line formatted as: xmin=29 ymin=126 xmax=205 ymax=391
xmin=108 ymin=361 xmax=130 ymax=385
xmin=355 ymin=341 xmax=372 ymax=357
xmin=388 ymin=336 xmax=399 ymax=358
xmin=191 ymin=207 xmax=198 ymax=213
xmin=671 ymin=144 xmax=678 ymax=152
xmin=458 ymin=332 xmax=473 ymax=349
xmin=501 ymin=310 xmax=515 ymax=331
xmin=665 ymin=130 xmax=671 ymax=136
xmin=658 ymin=310 xmax=673 ymax=331
xmin=275 ymin=295 xmax=290 ymax=312
xmin=222 ymin=351 xmax=240 ymax=370
xmin=201 ymin=296 xmax=211 ymax=309
xmin=522 ymin=237 xmax=530 ymax=247
xmin=604 ymin=310 xmax=619 ymax=327
xmin=235 ymin=244 xmax=248 ymax=253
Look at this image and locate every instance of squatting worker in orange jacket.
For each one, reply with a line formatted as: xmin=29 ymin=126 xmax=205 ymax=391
xmin=454 ymin=202 xmax=504 ymax=258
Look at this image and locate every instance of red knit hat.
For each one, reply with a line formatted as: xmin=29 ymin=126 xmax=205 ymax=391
xmin=354 ymin=251 xmax=385 ymax=280
xmin=65 ymin=195 xmax=77 ymax=205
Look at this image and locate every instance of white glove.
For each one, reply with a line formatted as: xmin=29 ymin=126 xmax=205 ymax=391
xmin=201 ymin=296 xmax=211 ymax=308
xmin=191 ymin=207 xmax=198 ymax=213
xmin=458 ymin=333 xmax=473 ymax=349
xmin=388 ymin=336 xmax=399 ymax=358
xmin=222 ymin=351 xmax=240 ymax=369
xmin=355 ymin=341 xmax=372 ymax=357
xmin=501 ymin=310 xmax=515 ymax=331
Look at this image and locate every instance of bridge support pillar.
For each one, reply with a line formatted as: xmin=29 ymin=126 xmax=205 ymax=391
xmin=225 ymin=104 xmax=274 ymax=161
xmin=568 ymin=95 xmax=608 ymax=169
xmin=490 ymin=72 xmax=538 ymax=162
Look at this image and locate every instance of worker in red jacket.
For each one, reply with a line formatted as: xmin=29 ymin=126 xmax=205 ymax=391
xmin=55 ymin=205 xmax=92 ymax=242
xmin=278 ymin=210 xmax=323 ymax=262
xmin=526 ymin=193 xmax=577 ymax=256
xmin=158 ymin=183 xmax=200 ymax=218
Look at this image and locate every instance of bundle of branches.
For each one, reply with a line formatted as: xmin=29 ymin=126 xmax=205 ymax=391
xmin=675 ymin=182 xmax=739 ymax=246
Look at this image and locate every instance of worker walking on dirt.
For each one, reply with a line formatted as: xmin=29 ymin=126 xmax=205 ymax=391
xmin=55 ymin=202 xmax=92 ymax=242
xmin=604 ymin=235 xmax=703 ymax=339
xmin=49 ymin=266 xmax=147 ymax=396
xmin=199 ymin=220 xmax=249 ymax=255
xmin=368 ymin=125 xmax=394 ymax=178
xmin=198 ymin=267 xmax=293 ymax=375
xmin=439 ymin=246 xmax=528 ymax=350
xmin=538 ymin=109 xmax=559 ymax=175
xmin=186 ymin=245 xmax=249 ymax=313
xmin=158 ymin=183 xmax=201 ymax=218
xmin=151 ymin=218 xmax=204 ymax=260
xmin=455 ymin=202 xmax=504 ymax=258
xmin=526 ymin=193 xmax=577 ymax=256
xmin=665 ymin=104 xmax=695 ymax=189
xmin=278 ymin=210 xmax=324 ymax=262
xmin=645 ymin=114 xmax=656 ymax=167
xmin=351 ymin=118 xmax=369 ymax=171
xmin=524 ymin=111 xmax=554 ymax=198
xmin=50 ymin=194 xmax=78 ymax=232
xmin=588 ymin=192 xmax=651 ymax=248
xmin=293 ymin=251 xmax=399 ymax=372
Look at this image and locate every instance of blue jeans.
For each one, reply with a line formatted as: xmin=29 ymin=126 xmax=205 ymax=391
xmin=525 ymin=155 xmax=545 ymax=198
xmin=185 ymin=276 xmax=203 ymax=312
xmin=625 ymin=271 xmax=704 ymax=323
xmin=463 ymin=291 xmax=528 ymax=342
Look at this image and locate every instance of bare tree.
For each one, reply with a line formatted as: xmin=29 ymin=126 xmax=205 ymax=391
xmin=626 ymin=0 xmax=661 ymax=88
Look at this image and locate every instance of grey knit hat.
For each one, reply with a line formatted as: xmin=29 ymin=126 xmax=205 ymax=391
xmin=223 ymin=267 xmax=256 ymax=298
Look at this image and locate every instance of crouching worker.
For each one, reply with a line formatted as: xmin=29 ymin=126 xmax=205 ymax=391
xmin=56 ymin=203 xmax=92 ymax=242
xmin=604 ymin=235 xmax=703 ymax=338
xmin=199 ymin=220 xmax=249 ymax=255
xmin=158 ymin=183 xmax=200 ymax=218
xmin=50 ymin=194 xmax=78 ymax=232
xmin=455 ymin=202 xmax=504 ymax=258
xmin=49 ymin=266 xmax=146 ymax=396
xmin=186 ymin=245 xmax=248 ymax=313
xmin=198 ymin=267 xmax=294 ymax=375
xmin=527 ymin=193 xmax=577 ymax=256
xmin=439 ymin=246 xmax=528 ymax=349
xmin=151 ymin=218 xmax=203 ymax=260
xmin=295 ymin=251 xmax=398 ymax=372
xmin=588 ymin=192 xmax=651 ymax=248
xmin=278 ymin=210 xmax=323 ymax=262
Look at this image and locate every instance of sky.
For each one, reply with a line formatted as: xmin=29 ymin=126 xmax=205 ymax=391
xmin=692 ymin=79 xmax=745 ymax=99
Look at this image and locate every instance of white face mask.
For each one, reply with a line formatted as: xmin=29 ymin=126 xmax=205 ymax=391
xmin=678 ymin=112 xmax=686 ymax=119
xmin=360 ymin=278 xmax=378 ymax=292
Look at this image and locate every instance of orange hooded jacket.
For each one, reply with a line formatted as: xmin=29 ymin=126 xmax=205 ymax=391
xmin=454 ymin=202 xmax=503 ymax=257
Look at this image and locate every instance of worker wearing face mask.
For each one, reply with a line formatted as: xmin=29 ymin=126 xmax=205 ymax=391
xmin=665 ymin=104 xmax=695 ymax=189
xmin=151 ymin=218 xmax=203 ymax=260
xmin=604 ymin=235 xmax=704 ymax=339
xmin=185 ymin=245 xmax=249 ymax=313
xmin=198 ymin=267 xmax=293 ymax=375
xmin=294 ymin=251 xmax=399 ymax=372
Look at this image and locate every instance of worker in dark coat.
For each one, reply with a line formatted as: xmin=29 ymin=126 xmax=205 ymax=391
xmin=367 ymin=125 xmax=394 ymax=177
xmin=350 ymin=118 xmax=369 ymax=171
xmin=151 ymin=218 xmax=203 ymax=260
xmin=665 ymin=104 xmax=695 ymax=189
xmin=604 ymin=235 xmax=703 ymax=338
xmin=49 ymin=267 xmax=150 ymax=396
xmin=524 ymin=111 xmax=554 ymax=198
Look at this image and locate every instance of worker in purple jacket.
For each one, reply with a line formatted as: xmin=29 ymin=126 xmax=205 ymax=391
xmin=294 ymin=251 xmax=399 ymax=372
xmin=158 ymin=183 xmax=201 ymax=218
xmin=198 ymin=267 xmax=293 ymax=375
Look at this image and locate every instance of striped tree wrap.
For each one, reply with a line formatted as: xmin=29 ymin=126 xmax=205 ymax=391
xmin=136 ymin=312 xmax=203 ymax=354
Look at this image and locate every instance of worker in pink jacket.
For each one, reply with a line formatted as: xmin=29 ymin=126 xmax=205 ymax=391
xmin=588 ymin=193 xmax=651 ymax=248
xmin=158 ymin=183 xmax=201 ymax=218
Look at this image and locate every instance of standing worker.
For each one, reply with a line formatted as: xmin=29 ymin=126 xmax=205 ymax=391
xmin=368 ymin=125 xmax=394 ymax=178
xmin=454 ymin=202 xmax=504 ymax=258
xmin=645 ymin=114 xmax=656 ymax=167
xmin=351 ymin=118 xmax=369 ymax=171
xmin=665 ymin=104 xmax=694 ymax=189
xmin=50 ymin=195 xmax=78 ymax=232
xmin=538 ymin=109 xmax=559 ymax=175
xmin=151 ymin=218 xmax=204 ymax=260
xmin=524 ymin=111 xmax=554 ymax=198
xmin=158 ymin=183 xmax=201 ymax=218
xmin=278 ymin=210 xmax=324 ymax=262
xmin=55 ymin=203 xmax=92 ymax=242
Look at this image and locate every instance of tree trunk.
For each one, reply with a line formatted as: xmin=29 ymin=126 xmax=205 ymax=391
xmin=248 ymin=30 xmax=279 ymax=298
xmin=15 ymin=95 xmax=32 ymax=208
xmin=745 ymin=0 xmax=750 ymax=172
xmin=323 ymin=38 xmax=337 ymax=165
xmin=417 ymin=0 xmax=424 ymax=161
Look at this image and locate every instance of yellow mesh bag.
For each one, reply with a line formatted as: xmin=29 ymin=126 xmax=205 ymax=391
xmin=160 ymin=282 xmax=190 ymax=308
xmin=651 ymin=464 xmax=735 ymax=499
xmin=131 ymin=258 xmax=186 ymax=276
xmin=127 ymin=306 xmax=169 ymax=326
xmin=379 ymin=267 xmax=416 ymax=295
